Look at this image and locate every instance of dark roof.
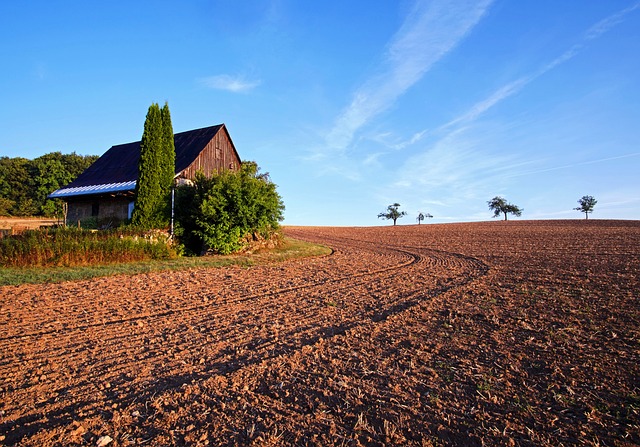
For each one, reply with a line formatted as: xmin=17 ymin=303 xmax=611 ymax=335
xmin=175 ymin=124 xmax=226 ymax=175
xmin=50 ymin=124 xmax=231 ymax=197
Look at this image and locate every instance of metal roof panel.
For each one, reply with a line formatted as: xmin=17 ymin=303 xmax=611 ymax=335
xmin=49 ymin=181 xmax=137 ymax=198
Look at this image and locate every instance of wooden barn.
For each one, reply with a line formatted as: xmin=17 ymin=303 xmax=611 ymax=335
xmin=50 ymin=124 xmax=241 ymax=224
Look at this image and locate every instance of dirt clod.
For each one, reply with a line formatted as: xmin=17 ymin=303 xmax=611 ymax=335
xmin=96 ymin=435 xmax=113 ymax=446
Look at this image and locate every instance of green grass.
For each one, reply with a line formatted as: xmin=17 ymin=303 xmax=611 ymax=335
xmin=0 ymin=237 xmax=332 ymax=286
xmin=0 ymin=226 xmax=176 ymax=268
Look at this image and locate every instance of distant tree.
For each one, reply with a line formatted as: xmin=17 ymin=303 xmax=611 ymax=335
xmin=0 ymin=157 xmax=34 ymax=216
xmin=574 ymin=195 xmax=597 ymax=220
xmin=416 ymin=212 xmax=433 ymax=224
xmin=60 ymin=152 xmax=100 ymax=178
xmin=488 ymin=196 xmax=522 ymax=221
xmin=0 ymin=197 xmax=14 ymax=216
xmin=378 ymin=203 xmax=407 ymax=226
xmin=31 ymin=152 xmax=74 ymax=216
xmin=0 ymin=152 xmax=97 ymax=217
xmin=133 ymin=103 xmax=174 ymax=228
xmin=39 ymin=152 xmax=98 ymax=217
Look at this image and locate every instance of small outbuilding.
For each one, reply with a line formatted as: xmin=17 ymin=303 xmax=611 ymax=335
xmin=50 ymin=124 xmax=241 ymax=224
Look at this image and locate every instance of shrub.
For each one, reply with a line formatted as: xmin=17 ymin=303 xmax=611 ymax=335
xmin=174 ymin=161 xmax=285 ymax=255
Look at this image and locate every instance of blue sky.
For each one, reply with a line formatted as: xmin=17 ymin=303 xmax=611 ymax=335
xmin=1 ymin=0 xmax=639 ymax=225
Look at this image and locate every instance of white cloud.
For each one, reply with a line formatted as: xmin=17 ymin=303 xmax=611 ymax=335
xmin=34 ymin=62 xmax=47 ymax=80
xmin=372 ymin=130 xmax=428 ymax=151
xmin=505 ymin=152 xmax=640 ymax=179
xmin=441 ymin=2 xmax=640 ymax=132
xmin=439 ymin=78 xmax=530 ymax=131
xmin=362 ymin=152 xmax=385 ymax=167
xmin=199 ymin=74 xmax=261 ymax=93
xmin=585 ymin=1 xmax=640 ymax=40
xmin=396 ymin=127 xmax=515 ymax=197
xmin=325 ymin=0 xmax=494 ymax=150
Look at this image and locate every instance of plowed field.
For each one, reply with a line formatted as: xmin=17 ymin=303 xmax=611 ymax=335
xmin=1 ymin=220 xmax=638 ymax=446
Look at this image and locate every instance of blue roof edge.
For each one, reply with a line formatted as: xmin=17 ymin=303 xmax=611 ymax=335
xmin=49 ymin=181 xmax=137 ymax=199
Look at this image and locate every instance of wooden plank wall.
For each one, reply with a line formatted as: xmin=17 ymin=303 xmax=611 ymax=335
xmin=180 ymin=130 xmax=241 ymax=179
xmin=67 ymin=198 xmax=130 ymax=223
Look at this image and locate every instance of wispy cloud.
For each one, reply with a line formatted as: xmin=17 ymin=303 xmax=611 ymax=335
xmin=199 ymin=74 xmax=261 ymax=93
xmin=325 ymin=0 xmax=493 ymax=151
xmin=441 ymin=2 xmax=640 ymax=131
xmin=393 ymin=127 xmax=515 ymax=196
xmin=362 ymin=152 xmax=385 ymax=167
xmin=440 ymin=78 xmax=529 ymax=131
xmin=585 ymin=1 xmax=640 ymax=40
xmin=33 ymin=62 xmax=47 ymax=81
xmin=506 ymin=152 xmax=640 ymax=178
xmin=373 ymin=130 xmax=428 ymax=151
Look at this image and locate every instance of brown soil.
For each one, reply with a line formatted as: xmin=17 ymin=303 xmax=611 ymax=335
xmin=1 ymin=220 xmax=638 ymax=446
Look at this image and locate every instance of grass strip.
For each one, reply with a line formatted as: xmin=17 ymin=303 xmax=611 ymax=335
xmin=0 ymin=237 xmax=331 ymax=286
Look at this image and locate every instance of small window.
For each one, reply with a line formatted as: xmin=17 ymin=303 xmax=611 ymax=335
xmin=215 ymin=148 xmax=221 ymax=159
xmin=91 ymin=202 xmax=100 ymax=217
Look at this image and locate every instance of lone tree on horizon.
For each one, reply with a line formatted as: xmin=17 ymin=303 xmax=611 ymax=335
xmin=378 ymin=203 xmax=407 ymax=226
xmin=574 ymin=195 xmax=597 ymax=220
xmin=416 ymin=212 xmax=433 ymax=224
xmin=488 ymin=196 xmax=523 ymax=221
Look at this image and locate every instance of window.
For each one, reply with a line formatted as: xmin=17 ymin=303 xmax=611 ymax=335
xmin=91 ymin=202 xmax=99 ymax=217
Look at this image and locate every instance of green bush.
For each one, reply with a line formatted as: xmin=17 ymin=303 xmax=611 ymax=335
xmin=175 ymin=161 xmax=285 ymax=255
xmin=0 ymin=227 xmax=177 ymax=268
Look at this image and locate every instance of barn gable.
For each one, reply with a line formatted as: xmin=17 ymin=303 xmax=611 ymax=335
xmin=50 ymin=124 xmax=241 ymax=224
xmin=175 ymin=124 xmax=240 ymax=180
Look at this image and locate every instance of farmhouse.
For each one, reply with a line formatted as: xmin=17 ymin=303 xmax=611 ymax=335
xmin=50 ymin=124 xmax=241 ymax=224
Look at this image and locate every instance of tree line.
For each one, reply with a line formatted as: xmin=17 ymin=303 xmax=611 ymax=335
xmin=378 ymin=195 xmax=597 ymax=225
xmin=0 ymin=152 xmax=99 ymax=217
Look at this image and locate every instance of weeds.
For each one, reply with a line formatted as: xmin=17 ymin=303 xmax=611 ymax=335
xmin=0 ymin=227 xmax=176 ymax=268
xmin=0 ymin=237 xmax=331 ymax=285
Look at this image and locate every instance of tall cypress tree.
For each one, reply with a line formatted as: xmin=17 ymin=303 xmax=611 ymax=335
xmin=132 ymin=103 xmax=163 ymax=228
xmin=132 ymin=102 xmax=177 ymax=229
xmin=160 ymin=102 xmax=176 ymax=220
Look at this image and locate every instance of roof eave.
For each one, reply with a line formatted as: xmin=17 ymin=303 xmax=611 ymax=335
xmin=48 ymin=180 xmax=137 ymax=199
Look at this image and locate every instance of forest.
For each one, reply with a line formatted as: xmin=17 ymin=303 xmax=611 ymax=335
xmin=0 ymin=152 xmax=98 ymax=217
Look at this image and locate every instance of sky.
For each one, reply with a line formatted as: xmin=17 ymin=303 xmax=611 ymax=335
xmin=1 ymin=0 xmax=639 ymax=226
